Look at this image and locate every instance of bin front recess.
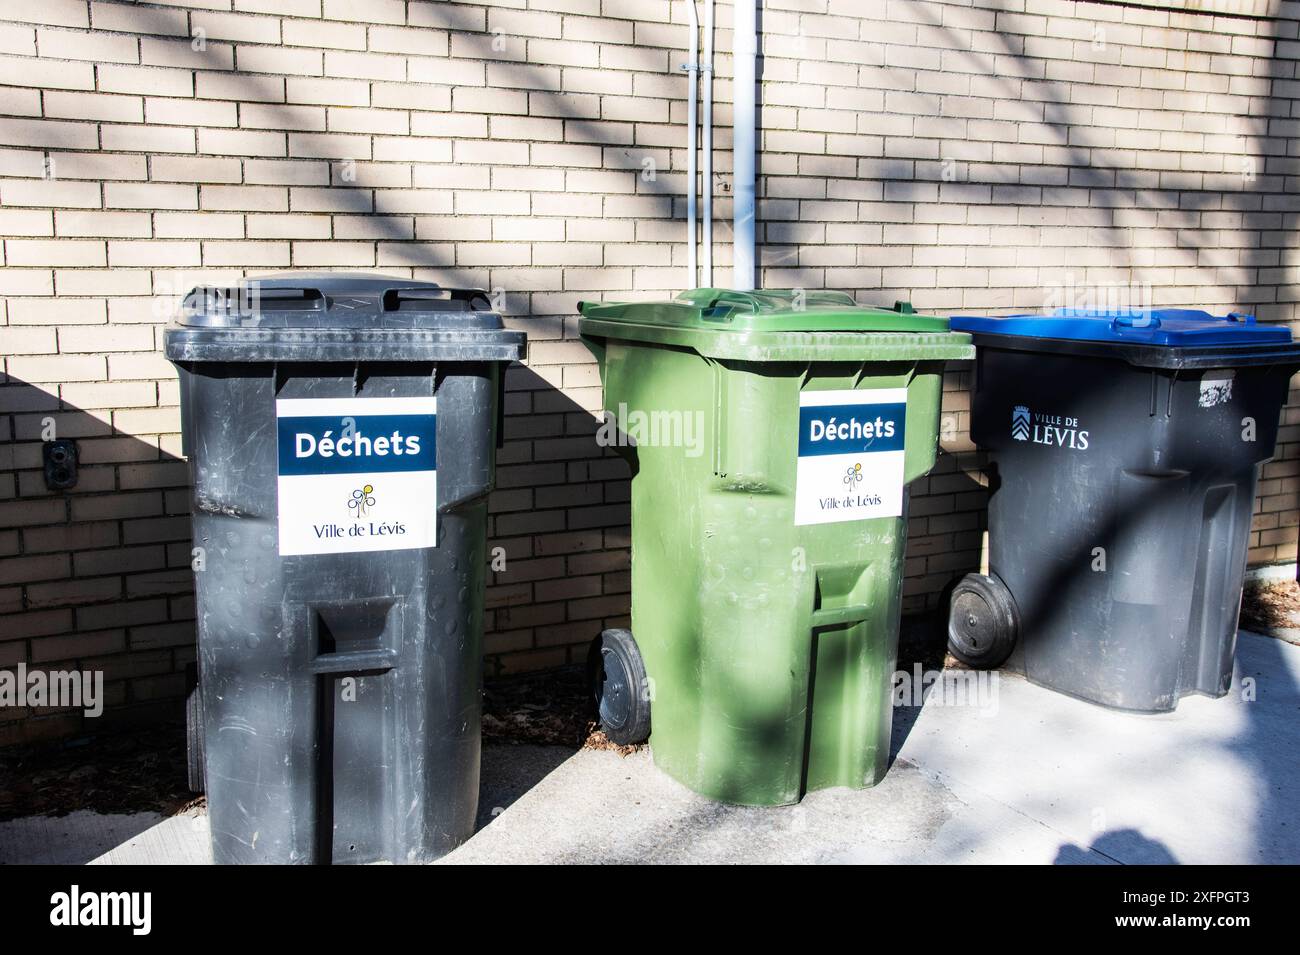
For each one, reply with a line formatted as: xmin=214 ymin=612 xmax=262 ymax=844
xmin=164 ymin=273 xmax=524 ymax=864
xmin=949 ymin=307 xmax=1300 ymax=712
xmin=580 ymin=289 xmax=973 ymax=806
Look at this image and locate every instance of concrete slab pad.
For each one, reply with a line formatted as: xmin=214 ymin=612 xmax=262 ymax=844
xmin=895 ymin=630 xmax=1300 ymax=864
xmin=92 ymin=812 xmax=211 ymax=865
xmin=444 ymin=630 xmax=1300 ymax=864
xmin=3 ymin=630 xmax=1295 ymax=865
xmin=0 ymin=810 xmax=168 ymax=866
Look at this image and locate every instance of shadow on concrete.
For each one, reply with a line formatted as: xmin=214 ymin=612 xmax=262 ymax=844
xmin=475 ymin=743 xmax=576 ymax=833
xmin=1054 ymin=827 xmax=1180 ymax=865
xmin=1228 ymin=628 xmax=1300 ymax=861
xmin=0 ymin=809 xmax=170 ymax=865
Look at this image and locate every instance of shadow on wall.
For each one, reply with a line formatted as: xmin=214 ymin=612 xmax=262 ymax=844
xmin=880 ymin=4 xmax=1297 ymax=320
xmin=0 ymin=0 xmax=653 ymax=734
xmin=0 ymin=376 xmax=196 ymax=747
xmin=0 ymin=358 xmax=630 ymax=744
xmin=484 ymin=362 xmax=632 ymax=677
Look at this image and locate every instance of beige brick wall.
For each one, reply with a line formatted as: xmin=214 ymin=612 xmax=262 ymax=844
xmin=1 ymin=0 xmax=1298 ymax=742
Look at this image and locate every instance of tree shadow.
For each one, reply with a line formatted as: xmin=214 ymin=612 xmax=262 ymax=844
xmin=1054 ymin=826 xmax=1180 ymax=865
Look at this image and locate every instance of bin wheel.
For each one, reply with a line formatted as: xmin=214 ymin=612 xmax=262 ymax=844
xmin=186 ymin=684 xmax=205 ymax=795
xmin=946 ymin=573 xmax=1019 ymax=670
xmin=587 ymin=629 xmax=651 ymax=746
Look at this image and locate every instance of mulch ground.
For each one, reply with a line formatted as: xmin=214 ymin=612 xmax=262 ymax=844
xmin=898 ymin=612 xmax=965 ymax=671
xmin=482 ymin=665 xmax=592 ymax=749
xmin=483 ymin=664 xmax=640 ymax=755
xmin=0 ymin=723 xmax=199 ymax=822
xmin=1239 ymin=579 xmax=1300 ymax=634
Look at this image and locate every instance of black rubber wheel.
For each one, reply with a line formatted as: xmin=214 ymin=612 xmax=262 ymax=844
xmin=946 ymin=573 xmax=1019 ymax=670
xmin=587 ymin=629 xmax=651 ymax=745
xmin=186 ymin=684 xmax=205 ymax=794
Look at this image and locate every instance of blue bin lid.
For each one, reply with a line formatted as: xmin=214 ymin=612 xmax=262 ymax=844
xmin=948 ymin=308 xmax=1292 ymax=347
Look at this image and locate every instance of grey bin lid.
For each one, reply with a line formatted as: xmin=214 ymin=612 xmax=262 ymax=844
xmin=164 ymin=272 xmax=526 ymax=364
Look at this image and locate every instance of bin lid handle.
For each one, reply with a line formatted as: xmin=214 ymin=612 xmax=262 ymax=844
xmin=254 ymin=286 xmax=325 ymax=305
xmin=1111 ymin=313 xmax=1161 ymax=329
xmin=383 ymin=286 xmax=491 ymax=311
xmin=1226 ymin=312 xmax=1256 ymax=324
xmin=183 ymin=284 xmax=324 ymax=315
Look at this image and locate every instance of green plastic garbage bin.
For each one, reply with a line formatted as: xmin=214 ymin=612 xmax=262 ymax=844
xmin=579 ymin=288 xmax=974 ymax=806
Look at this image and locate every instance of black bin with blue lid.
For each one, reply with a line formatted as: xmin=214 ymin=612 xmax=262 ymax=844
xmin=944 ymin=307 xmax=1300 ymax=712
xmin=164 ymin=273 xmax=525 ymax=863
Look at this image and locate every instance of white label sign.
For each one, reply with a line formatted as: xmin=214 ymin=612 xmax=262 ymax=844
xmin=1199 ymin=370 xmax=1234 ymax=408
xmin=794 ymin=389 xmax=906 ymax=526
xmin=275 ymin=396 xmax=437 ymax=556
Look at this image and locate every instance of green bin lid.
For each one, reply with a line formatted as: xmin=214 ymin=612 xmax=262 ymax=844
xmin=579 ymin=288 xmax=973 ymax=362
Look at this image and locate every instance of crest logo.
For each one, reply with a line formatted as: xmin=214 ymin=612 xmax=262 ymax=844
xmin=1011 ymin=406 xmax=1031 ymax=441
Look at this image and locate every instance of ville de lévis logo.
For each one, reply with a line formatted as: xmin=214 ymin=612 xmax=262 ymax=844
xmin=348 ymin=484 xmax=376 ymax=517
xmin=1011 ymin=406 xmax=1031 ymax=441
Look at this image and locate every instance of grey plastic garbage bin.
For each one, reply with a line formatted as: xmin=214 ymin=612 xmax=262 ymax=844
xmin=164 ymin=272 xmax=525 ymax=864
xmin=946 ymin=307 xmax=1300 ymax=712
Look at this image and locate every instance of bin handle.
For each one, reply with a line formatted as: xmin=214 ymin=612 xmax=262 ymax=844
xmin=1226 ymin=312 xmax=1256 ymax=324
xmin=383 ymin=287 xmax=491 ymax=311
xmin=184 ymin=284 xmax=324 ymax=314
xmin=810 ymin=603 xmax=872 ymax=630
xmin=309 ymin=648 xmax=397 ymax=674
xmin=256 ymin=286 xmax=323 ymax=302
xmin=1111 ymin=313 xmax=1160 ymax=329
xmin=247 ymin=286 xmax=326 ymax=310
